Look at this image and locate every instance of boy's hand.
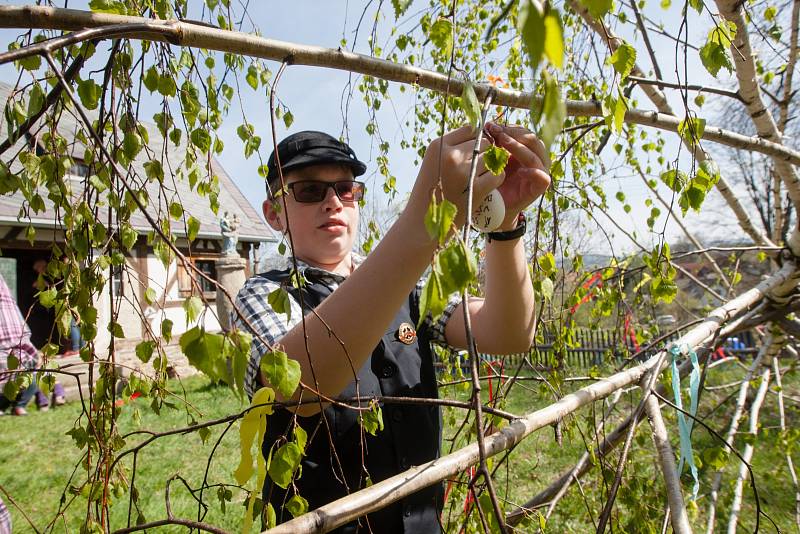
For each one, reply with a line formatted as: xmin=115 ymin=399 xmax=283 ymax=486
xmin=411 ymin=126 xmax=506 ymax=224
xmin=487 ymin=123 xmax=551 ymax=230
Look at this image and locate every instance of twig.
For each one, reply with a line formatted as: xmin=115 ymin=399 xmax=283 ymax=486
xmin=628 ymin=76 xmax=743 ymax=101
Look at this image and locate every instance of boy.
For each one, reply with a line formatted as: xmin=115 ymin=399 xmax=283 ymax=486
xmin=234 ymin=123 xmax=550 ymax=532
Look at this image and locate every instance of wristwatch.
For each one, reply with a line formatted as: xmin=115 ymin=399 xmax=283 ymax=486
xmin=487 ymin=213 xmax=526 ymax=242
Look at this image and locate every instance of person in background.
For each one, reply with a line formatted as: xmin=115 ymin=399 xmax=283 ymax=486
xmin=0 ymin=273 xmax=41 ymax=416
xmin=0 ymin=494 xmax=10 ymax=534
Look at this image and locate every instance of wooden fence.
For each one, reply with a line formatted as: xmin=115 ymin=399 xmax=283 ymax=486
xmin=475 ymin=327 xmax=758 ymax=369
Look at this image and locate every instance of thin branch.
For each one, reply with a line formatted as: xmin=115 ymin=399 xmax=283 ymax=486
xmin=726 ymin=367 xmax=771 ymax=534
xmin=628 ymin=76 xmax=743 ymax=101
xmin=705 ymin=335 xmax=771 ymax=534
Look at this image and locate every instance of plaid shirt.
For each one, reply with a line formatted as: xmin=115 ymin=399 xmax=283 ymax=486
xmin=0 ymin=274 xmax=40 ymax=389
xmin=233 ymin=254 xmax=460 ymax=398
xmin=0 ymin=495 xmax=10 ymax=534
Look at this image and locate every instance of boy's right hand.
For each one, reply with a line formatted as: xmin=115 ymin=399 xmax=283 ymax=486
xmin=409 ymin=125 xmax=507 ymax=228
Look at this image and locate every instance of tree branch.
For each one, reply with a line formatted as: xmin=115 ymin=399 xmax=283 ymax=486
xmin=0 ymin=6 xmax=798 ymax=177
xmin=726 ymin=367 xmax=771 ymax=534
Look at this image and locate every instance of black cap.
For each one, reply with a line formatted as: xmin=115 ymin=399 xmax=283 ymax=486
xmin=266 ymin=131 xmax=366 ymax=194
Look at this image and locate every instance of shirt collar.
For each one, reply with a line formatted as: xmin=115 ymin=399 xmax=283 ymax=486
xmin=270 ymin=253 xmax=365 ymax=284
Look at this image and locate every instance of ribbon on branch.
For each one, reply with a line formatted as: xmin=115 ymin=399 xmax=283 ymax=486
xmin=668 ymin=344 xmax=701 ymax=500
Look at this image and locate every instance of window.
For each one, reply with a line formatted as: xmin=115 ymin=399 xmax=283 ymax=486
xmin=177 ymin=256 xmax=218 ymax=298
xmin=68 ymin=161 xmax=90 ymax=178
xmin=111 ymin=264 xmax=125 ymax=297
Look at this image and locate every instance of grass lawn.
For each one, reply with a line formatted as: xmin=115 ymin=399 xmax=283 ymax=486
xmin=1 ymin=361 xmax=798 ymax=532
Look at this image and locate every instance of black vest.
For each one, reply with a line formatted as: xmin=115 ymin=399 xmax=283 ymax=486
xmin=259 ymin=269 xmax=443 ymax=533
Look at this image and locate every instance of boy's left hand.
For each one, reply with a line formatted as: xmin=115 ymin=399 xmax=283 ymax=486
xmin=485 ymin=123 xmax=551 ymax=229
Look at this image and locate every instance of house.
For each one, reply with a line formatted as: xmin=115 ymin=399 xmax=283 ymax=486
xmin=0 ymin=81 xmax=275 ymax=378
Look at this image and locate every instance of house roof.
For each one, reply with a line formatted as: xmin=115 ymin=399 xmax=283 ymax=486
xmin=0 ymin=81 xmax=273 ymax=243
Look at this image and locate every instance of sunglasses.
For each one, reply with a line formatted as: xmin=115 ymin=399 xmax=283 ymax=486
xmin=286 ymin=180 xmax=366 ymax=203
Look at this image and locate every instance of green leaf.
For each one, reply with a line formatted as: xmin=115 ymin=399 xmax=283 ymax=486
xmin=235 ymin=387 xmax=274 ymax=486
xmin=602 ymin=92 xmax=627 ymax=134
xmin=123 ymin=131 xmax=142 ymax=161
xmin=438 ymin=239 xmax=477 ymax=295
xmin=660 ymin=168 xmax=688 ymax=193
xmin=424 ymin=195 xmax=458 ymax=246
xmin=392 ymin=0 xmax=412 ymax=18
xmin=460 ymin=81 xmax=481 ymax=132
xmin=27 ymin=83 xmax=44 ymax=117
xmin=609 ymin=42 xmax=636 ymax=80
xmin=143 ymin=159 xmax=164 ymax=182
xmin=538 ymin=252 xmax=556 ymax=274
xmin=362 ymin=403 xmax=384 ymax=436
xmin=285 ymin=495 xmax=308 ymax=518
xmin=578 ymin=0 xmax=613 ymax=19
xmin=190 ymin=128 xmax=212 ymax=153
xmin=120 ymin=224 xmax=137 ymax=250
xmin=267 ymin=288 xmax=292 ymax=321
xmin=77 ymin=79 xmax=101 ymax=110
xmin=483 ymin=145 xmax=510 ymax=175
xmin=539 ymin=72 xmax=566 ymax=148
xmin=688 ymin=0 xmax=702 ymax=13
xmin=539 ymin=277 xmax=554 ymax=300
xmin=183 ymin=296 xmax=204 ymax=323
xmin=678 ymin=116 xmax=706 ymax=148
xmin=765 ymin=6 xmax=777 ymax=21
xmin=144 ymin=287 xmax=157 ymax=305
xmin=88 ymin=0 xmax=128 ymax=14
xmin=180 ymin=326 xmax=230 ymax=381
xmin=699 ymin=23 xmax=736 ymax=77
xmin=283 ymin=110 xmax=294 ymax=129
xmin=517 ymin=0 xmax=545 ymax=72
xmin=169 ymin=128 xmax=182 ymax=146
xmin=543 ymin=10 xmax=565 ymax=70
xmin=260 ymin=350 xmax=301 ymax=399
xmin=161 ymin=318 xmax=174 ymax=343
xmin=135 ymin=341 xmax=155 ymax=363
xmin=246 ymin=65 xmax=259 ymax=90
xmin=143 ymin=66 xmax=159 ymax=92
xmin=418 ymin=269 xmax=447 ymax=326
xmin=38 ymin=287 xmax=57 ymax=309
xmin=187 ymin=216 xmax=200 ymax=242
xmin=169 ymin=201 xmax=183 ymax=220
xmin=268 ymin=442 xmax=303 ymax=489
xmin=16 ymin=51 xmax=40 ymax=72
xmin=703 ymin=446 xmax=729 ymax=470
xmin=110 ymin=321 xmax=125 ymax=338
xmin=429 ymin=18 xmax=454 ymax=56
xmin=157 ymin=74 xmax=177 ymax=97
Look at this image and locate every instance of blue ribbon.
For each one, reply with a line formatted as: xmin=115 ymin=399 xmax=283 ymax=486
xmin=669 ymin=344 xmax=701 ymax=501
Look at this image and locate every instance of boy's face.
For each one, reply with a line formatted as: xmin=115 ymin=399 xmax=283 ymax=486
xmin=263 ymin=164 xmax=359 ymax=270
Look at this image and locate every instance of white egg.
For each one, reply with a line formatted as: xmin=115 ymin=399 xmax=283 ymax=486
xmin=472 ymin=189 xmax=505 ymax=232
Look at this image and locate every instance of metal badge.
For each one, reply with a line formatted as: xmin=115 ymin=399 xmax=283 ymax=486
xmin=397 ymin=322 xmax=417 ymax=345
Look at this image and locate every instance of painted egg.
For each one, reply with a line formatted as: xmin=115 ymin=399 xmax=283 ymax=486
xmin=472 ymin=189 xmax=505 ymax=232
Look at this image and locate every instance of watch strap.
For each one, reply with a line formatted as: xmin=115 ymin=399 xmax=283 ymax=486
xmin=487 ymin=213 xmax=526 ymax=242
